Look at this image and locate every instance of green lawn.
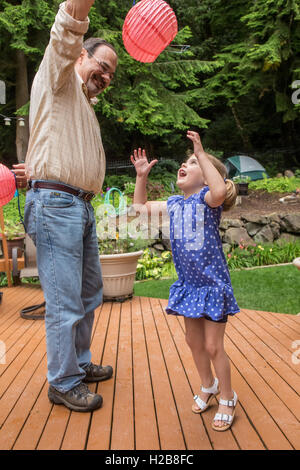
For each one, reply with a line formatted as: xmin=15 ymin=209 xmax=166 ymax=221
xmin=134 ymin=265 xmax=300 ymax=315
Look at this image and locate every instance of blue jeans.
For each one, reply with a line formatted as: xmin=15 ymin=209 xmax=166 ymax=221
xmin=24 ymin=181 xmax=103 ymax=392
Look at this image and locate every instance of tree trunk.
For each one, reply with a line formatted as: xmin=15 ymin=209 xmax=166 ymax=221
xmin=230 ymin=104 xmax=252 ymax=153
xmin=15 ymin=50 xmax=29 ymax=163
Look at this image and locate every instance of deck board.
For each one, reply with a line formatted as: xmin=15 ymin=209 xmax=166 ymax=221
xmin=131 ymin=296 xmax=160 ymax=450
xmin=0 ymin=285 xmax=299 ymax=451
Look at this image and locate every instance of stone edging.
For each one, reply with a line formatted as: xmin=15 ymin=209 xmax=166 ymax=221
xmin=230 ymin=262 xmax=294 ymax=271
xmin=219 ymin=212 xmax=300 ymax=249
xmin=148 ymin=211 xmax=300 ymax=253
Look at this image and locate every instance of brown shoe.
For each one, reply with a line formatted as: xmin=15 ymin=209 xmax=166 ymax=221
xmin=48 ymin=383 xmax=103 ymax=412
xmin=83 ymin=363 xmax=113 ymax=383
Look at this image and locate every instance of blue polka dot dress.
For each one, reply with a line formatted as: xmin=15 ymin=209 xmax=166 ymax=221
xmin=165 ymin=186 xmax=240 ymax=321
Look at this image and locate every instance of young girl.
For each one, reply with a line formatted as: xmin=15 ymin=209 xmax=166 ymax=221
xmin=131 ymin=130 xmax=239 ymax=432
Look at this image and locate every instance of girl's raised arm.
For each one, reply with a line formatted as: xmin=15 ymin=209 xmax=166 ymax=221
xmin=187 ymin=131 xmax=226 ymax=208
xmin=130 ymin=148 xmax=167 ymax=215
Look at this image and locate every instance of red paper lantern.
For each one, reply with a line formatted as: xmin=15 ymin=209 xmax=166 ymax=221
xmin=122 ymin=0 xmax=178 ymax=63
xmin=0 ymin=164 xmax=16 ymax=207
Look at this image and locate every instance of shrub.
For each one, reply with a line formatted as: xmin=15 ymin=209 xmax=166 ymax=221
xmin=136 ymin=249 xmax=172 ymax=280
xmin=249 ymin=176 xmax=300 ymax=193
xmin=150 ymin=159 xmax=179 ymax=175
xmin=2 ymin=190 xmax=26 ymax=226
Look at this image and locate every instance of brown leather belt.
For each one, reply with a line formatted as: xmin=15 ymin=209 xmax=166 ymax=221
xmin=28 ymin=181 xmax=95 ymax=202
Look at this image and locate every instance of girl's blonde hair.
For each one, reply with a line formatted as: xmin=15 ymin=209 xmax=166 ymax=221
xmin=186 ymin=150 xmax=237 ymax=211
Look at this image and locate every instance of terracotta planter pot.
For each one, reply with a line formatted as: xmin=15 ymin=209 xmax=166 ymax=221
xmin=100 ymin=250 xmax=143 ymax=301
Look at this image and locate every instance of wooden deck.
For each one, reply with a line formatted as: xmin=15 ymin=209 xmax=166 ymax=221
xmin=0 ymin=285 xmax=299 ymax=451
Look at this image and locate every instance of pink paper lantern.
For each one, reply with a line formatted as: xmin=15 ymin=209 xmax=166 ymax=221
xmin=122 ymin=0 xmax=178 ymax=63
xmin=0 ymin=164 xmax=16 ymax=207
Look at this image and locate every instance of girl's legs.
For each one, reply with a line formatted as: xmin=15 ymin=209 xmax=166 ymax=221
xmin=184 ymin=317 xmax=216 ymax=405
xmin=203 ymin=319 xmax=235 ymax=427
xmin=184 ymin=316 xmax=235 ymax=426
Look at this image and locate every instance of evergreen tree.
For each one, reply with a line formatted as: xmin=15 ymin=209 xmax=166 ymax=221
xmin=192 ymin=0 xmax=300 ymax=158
xmin=0 ymin=0 xmax=57 ymax=163
xmin=0 ymin=0 xmax=299 ymax=170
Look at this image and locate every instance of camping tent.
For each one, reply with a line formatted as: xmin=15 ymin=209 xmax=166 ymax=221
xmin=224 ymin=155 xmax=268 ymax=181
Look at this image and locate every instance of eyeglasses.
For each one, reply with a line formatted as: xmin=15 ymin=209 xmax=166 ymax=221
xmin=86 ymin=50 xmax=115 ymax=81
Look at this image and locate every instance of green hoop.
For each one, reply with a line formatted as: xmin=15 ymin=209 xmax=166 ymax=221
xmin=104 ymin=187 xmax=127 ymax=216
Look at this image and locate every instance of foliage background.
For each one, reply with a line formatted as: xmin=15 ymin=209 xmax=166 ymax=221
xmin=0 ymin=0 xmax=299 ymax=175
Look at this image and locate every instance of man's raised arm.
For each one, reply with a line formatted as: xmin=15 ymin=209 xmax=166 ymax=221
xmin=65 ymin=0 xmax=95 ymax=21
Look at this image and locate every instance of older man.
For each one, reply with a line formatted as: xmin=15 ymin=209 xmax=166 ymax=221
xmin=23 ymin=1 xmax=118 ymax=412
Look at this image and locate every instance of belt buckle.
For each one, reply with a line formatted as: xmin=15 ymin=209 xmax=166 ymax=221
xmin=78 ymin=190 xmax=94 ymax=202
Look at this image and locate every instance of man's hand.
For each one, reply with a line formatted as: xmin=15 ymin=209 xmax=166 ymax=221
xmin=12 ymin=163 xmax=28 ymax=189
xmin=65 ymin=0 xmax=95 ymax=21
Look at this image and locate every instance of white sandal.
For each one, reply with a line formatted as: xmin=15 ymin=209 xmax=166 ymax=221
xmin=212 ymin=391 xmax=238 ymax=431
xmin=192 ymin=377 xmax=219 ymax=414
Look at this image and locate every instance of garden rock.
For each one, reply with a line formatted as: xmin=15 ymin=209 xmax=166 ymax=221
xmin=153 ymin=243 xmax=165 ymax=252
xmin=223 ymin=227 xmax=253 ymax=246
xmin=241 ymin=214 xmax=269 ymax=225
xmin=161 ymin=238 xmax=172 ymax=251
xmin=280 ymin=214 xmax=300 ymax=233
xmin=253 ymin=225 xmax=274 ymax=244
xmin=266 ymin=213 xmax=281 ymax=224
xmin=269 ymin=222 xmax=281 ymax=239
xmin=219 ymin=218 xmax=243 ymax=230
xmin=284 ymin=170 xmax=294 ymax=178
xmin=245 ymin=222 xmax=262 ymax=236
xmin=278 ymin=233 xmax=300 ymax=243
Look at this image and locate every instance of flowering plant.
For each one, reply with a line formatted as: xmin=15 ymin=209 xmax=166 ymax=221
xmin=226 ymin=239 xmax=300 ymax=269
xmin=98 ymin=233 xmax=148 ymax=255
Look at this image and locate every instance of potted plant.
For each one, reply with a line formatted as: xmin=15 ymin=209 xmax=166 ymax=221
xmin=233 ymin=175 xmax=251 ymax=195
xmin=0 ymin=220 xmax=25 ymax=258
xmin=98 ymin=229 xmax=148 ymax=302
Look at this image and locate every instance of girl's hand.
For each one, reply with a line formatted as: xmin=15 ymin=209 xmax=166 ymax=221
xmin=186 ymin=130 xmax=205 ymax=157
xmin=130 ymin=148 xmax=158 ymax=178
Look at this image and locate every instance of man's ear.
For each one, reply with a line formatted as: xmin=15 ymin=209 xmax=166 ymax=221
xmin=78 ymin=48 xmax=87 ymax=65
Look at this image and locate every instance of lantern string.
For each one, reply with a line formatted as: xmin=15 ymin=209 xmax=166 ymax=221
xmin=0 ymin=113 xmax=25 ymax=126
xmin=0 ymin=113 xmax=20 ymax=121
xmin=11 ymin=171 xmax=26 ymax=232
xmin=166 ymin=45 xmax=191 ymax=53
